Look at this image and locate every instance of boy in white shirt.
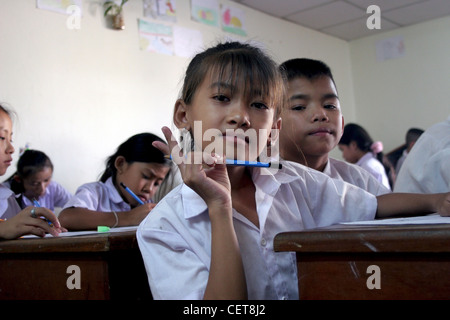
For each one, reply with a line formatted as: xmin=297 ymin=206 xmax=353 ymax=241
xmin=138 ymin=43 xmax=450 ymax=300
xmin=278 ymin=58 xmax=390 ymax=195
xmin=395 ymin=116 xmax=450 ymax=193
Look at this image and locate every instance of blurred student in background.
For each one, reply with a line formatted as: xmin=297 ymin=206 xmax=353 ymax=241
xmin=338 ymin=123 xmax=392 ymax=190
xmin=3 ymin=149 xmax=72 ymax=211
xmin=0 ymin=104 xmax=63 ymax=239
xmin=395 ymin=116 xmax=450 ymax=193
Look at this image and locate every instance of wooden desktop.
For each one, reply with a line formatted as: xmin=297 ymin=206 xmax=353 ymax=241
xmin=0 ymin=230 xmax=152 ymax=300
xmin=274 ymin=223 xmax=450 ymax=300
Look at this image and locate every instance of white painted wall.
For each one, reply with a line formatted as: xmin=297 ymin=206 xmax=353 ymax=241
xmin=349 ymin=15 xmax=450 ymax=152
xmin=0 ymin=0 xmax=353 ymax=192
xmin=3 ymin=0 xmax=447 ymax=193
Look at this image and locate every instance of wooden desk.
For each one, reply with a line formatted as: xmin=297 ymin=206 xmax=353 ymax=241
xmin=274 ymin=223 xmax=450 ymax=300
xmin=0 ymin=231 xmax=152 ymax=300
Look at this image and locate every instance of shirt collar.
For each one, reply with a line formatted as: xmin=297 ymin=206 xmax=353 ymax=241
xmin=181 ymin=161 xmax=300 ymax=220
xmin=105 ymin=177 xmax=126 ymax=204
xmin=356 ymin=152 xmax=374 ymax=166
xmin=0 ymin=184 xmax=14 ymax=201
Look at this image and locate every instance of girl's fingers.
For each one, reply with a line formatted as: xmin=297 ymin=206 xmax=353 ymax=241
xmin=31 ymin=207 xmax=61 ymax=229
xmin=152 ymin=140 xmax=170 ymax=155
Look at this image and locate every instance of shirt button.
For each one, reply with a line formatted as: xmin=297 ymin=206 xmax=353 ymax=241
xmin=260 ymin=238 xmax=267 ymax=246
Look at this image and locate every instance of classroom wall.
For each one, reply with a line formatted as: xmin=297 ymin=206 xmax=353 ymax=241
xmin=0 ymin=0 xmax=354 ymax=193
xmin=349 ymin=15 xmax=450 ymax=153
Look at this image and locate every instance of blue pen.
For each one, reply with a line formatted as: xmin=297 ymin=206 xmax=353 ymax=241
xmin=120 ymin=182 xmax=145 ymax=205
xmin=165 ymin=155 xmax=282 ymax=169
xmin=32 ymin=198 xmax=53 ymax=226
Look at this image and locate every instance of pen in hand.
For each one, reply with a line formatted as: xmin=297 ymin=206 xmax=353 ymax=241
xmin=32 ymin=198 xmax=53 ymax=227
xmin=120 ymin=182 xmax=145 ymax=205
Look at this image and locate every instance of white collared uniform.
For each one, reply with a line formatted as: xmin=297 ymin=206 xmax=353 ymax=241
xmin=137 ymin=160 xmax=377 ymax=300
xmin=394 ymin=116 xmax=450 ymax=193
xmin=63 ymin=177 xmax=135 ymax=212
xmin=0 ymin=184 xmax=21 ymax=219
xmin=356 ymin=152 xmax=391 ymax=190
xmin=324 ymin=157 xmax=391 ymax=196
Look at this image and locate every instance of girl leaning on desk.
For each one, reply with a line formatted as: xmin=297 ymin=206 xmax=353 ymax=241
xmin=0 ymin=104 xmax=64 ymax=240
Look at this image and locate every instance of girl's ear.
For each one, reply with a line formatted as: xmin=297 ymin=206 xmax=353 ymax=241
xmin=173 ymin=99 xmax=190 ymax=131
xmin=114 ymin=156 xmax=127 ymax=174
xmin=269 ymin=117 xmax=282 ymax=143
xmin=13 ymin=175 xmax=22 ymax=183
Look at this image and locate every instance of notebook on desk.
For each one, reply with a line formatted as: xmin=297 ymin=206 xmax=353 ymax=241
xmin=341 ymin=213 xmax=450 ymax=225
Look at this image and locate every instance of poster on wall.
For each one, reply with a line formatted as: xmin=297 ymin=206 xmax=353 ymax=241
xmin=36 ymin=0 xmax=82 ymax=15
xmin=138 ymin=19 xmax=174 ymax=56
xmin=143 ymin=0 xmax=177 ymax=22
xmin=190 ymin=0 xmax=220 ymax=27
xmin=221 ymin=5 xmax=246 ymax=37
xmin=173 ymin=26 xmax=203 ymax=58
xmin=376 ymin=35 xmax=405 ymax=61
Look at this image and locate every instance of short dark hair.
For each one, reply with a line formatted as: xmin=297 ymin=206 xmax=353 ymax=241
xmin=279 ymin=58 xmax=337 ymax=92
xmin=405 ymin=128 xmax=424 ymax=146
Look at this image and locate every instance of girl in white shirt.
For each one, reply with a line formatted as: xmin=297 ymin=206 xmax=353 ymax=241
xmin=3 ymin=149 xmax=72 ymax=211
xmin=338 ymin=123 xmax=392 ymax=190
xmin=278 ymin=58 xmax=390 ymax=196
xmin=0 ymin=105 xmax=62 ymax=239
xmin=59 ymin=133 xmax=172 ymax=230
xmin=137 ymin=41 xmax=450 ymax=300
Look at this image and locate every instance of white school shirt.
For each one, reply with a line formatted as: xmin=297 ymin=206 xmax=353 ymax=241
xmin=0 ymin=184 xmax=21 ymax=219
xmin=2 ymin=181 xmax=72 ymax=211
xmin=394 ymin=116 xmax=450 ymax=193
xmin=63 ymin=177 xmax=137 ymax=212
xmin=324 ymin=157 xmax=391 ymax=196
xmin=137 ymin=160 xmax=377 ymax=300
xmin=356 ymin=152 xmax=391 ymax=190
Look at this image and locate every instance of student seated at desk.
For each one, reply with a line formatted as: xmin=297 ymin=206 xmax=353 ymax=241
xmin=59 ymin=133 xmax=172 ymax=231
xmin=338 ymin=123 xmax=392 ymax=190
xmin=394 ymin=116 xmax=450 ymax=193
xmin=394 ymin=127 xmax=424 ymax=174
xmin=278 ymin=58 xmax=390 ymax=196
xmin=137 ymin=42 xmax=450 ymax=300
xmin=0 ymin=104 xmax=63 ymax=239
xmin=3 ymin=149 xmax=72 ymax=211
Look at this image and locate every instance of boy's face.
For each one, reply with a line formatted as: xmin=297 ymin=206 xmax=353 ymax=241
xmin=279 ymin=76 xmax=343 ymax=163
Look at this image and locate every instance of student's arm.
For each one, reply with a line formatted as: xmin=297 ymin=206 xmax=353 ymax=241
xmin=58 ymin=204 xmax=155 ymax=231
xmin=0 ymin=207 xmax=63 ymax=239
xmin=155 ymin=126 xmax=247 ymax=300
xmin=203 ymin=203 xmax=247 ymax=300
xmin=376 ymin=192 xmax=450 ymax=218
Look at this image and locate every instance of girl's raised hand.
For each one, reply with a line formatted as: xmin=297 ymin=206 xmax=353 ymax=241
xmin=153 ymin=126 xmax=232 ymax=210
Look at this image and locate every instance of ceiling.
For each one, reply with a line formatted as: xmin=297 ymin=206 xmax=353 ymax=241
xmin=230 ymin=0 xmax=450 ymax=41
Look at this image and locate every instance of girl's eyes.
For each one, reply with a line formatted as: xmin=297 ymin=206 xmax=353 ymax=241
xmin=0 ymin=136 xmax=13 ymax=142
xmin=213 ymin=94 xmax=230 ymax=102
xmin=212 ymin=94 xmax=268 ymax=110
xmin=251 ymin=102 xmax=268 ymax=110
xmin=142 ymin=174 xmax=150 ymax=180
xmin=324 ymin=104 xmax=337 ymax=109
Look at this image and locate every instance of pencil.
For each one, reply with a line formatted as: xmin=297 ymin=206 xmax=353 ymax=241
xmin=32 ymin=198 xmax=53 ymax=226
xmin=164 ymin=155 xmax=282 ymax=169
xmin=120 ymin=182 xmax=145 ymax=205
